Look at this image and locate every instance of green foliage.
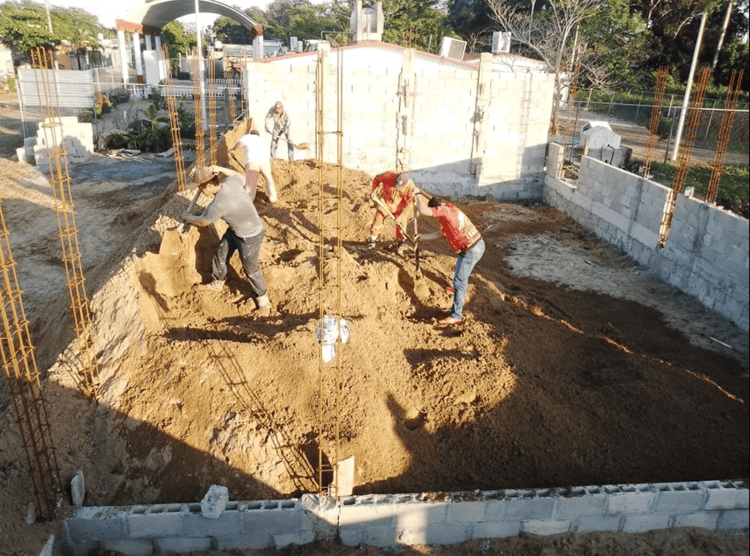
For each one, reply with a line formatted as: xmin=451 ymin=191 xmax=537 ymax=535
xmin=161 ymin=20 xmax=196 ymax=59
xmin=0 ymin=1 xmax=105 ymax=55
xmin=649 ymin=161 xmax=749 ymax=217
xmin=213 ymin=16 xmax=254 ymax=44
xmin=381 ymin=0 xmax=456 ymax=53
xmin=2 ymin=75 xmax=16 ymax=92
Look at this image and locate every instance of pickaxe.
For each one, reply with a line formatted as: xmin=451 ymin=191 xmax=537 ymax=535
xmin=369 ymin=192 xmax=416 ymax=245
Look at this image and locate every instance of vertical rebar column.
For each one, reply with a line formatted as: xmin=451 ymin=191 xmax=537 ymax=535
xmin=193 ymin=47 xmax=206 ymax=168
xmin=658 ymin=67 xmax=711 ymax=247
xmin=162 ymin=46 xmax=188 ymax=192
xmin=208 ymin=52 xmax=218 ymax=165
xmin=0 ymin=201 xmax=63 ymax=522
xmin=30 ymin=47 xmax=100 ymax=398
xmin=643 ymin=67 xmax=669 ymax=179
xmin=706 ymin=69 xmax=743 ymax=204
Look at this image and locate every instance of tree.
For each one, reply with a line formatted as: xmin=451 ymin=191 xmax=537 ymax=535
xmin=0 ymin=1 xmax=105 ymax=56
xmin=288 ymin=2 xmax=352 ymax=44
xmin=381 ymin=0 xmax=456 ymax=53
xmin=161 ymin=20 xmax=196 ymax=59
xmin=213 ymin=16 xmax=255 ymax=44
xmin=485 ymin=0 xmax=599 ymax=134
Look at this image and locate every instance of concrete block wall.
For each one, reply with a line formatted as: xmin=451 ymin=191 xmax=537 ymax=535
xmin=544 ymin=142 xmax=749 ymax=331
xmin=58 ymin=481 xmax=748 ymax=555
xmin=243 ymin=47 xmax=554 ymax=201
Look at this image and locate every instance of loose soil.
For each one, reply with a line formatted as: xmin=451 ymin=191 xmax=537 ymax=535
xmin=0 ymin=90 xmax=747 ymax=556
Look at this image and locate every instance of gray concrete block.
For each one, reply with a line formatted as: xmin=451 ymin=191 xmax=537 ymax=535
xmin=522 ymin=519 xmax=572 ymax=536
xmin=217 ymin=531 xmax=273 ymax=550
xmin=71 ymin=470 xmax=85 ymax=508
xmin=100 ymin=538 xmax=154 ymax=556
xmin=554 ymin=487 xmax=608 ymax=519
xmin=502 ymin=490 xmax=556 ymax=521
xmin=717 ymin=509 xmax=749 ymax=530
xmin=573 ymin=515 xmax=622 ymax=533
xmin=153 ymin=536 xmax=212 ymax=552
xmin=653 ymin=482 xmax=706 ymax=513
xmin=201 ymin=484 xmax=229 ymax=519
xmin=605 ymin=484 xmax=656 ymax=515
xmin=65 ymin=507 xmax=127 ymax=542
xmin=273 ymin=530 xmax=316 ymax=549
xmin=472 ymin=520 xmax=522 ymax=539
xmin=422 ymin=522 xmax=471 ymax=545
xmin=127 ymin=509 xmax=182 ymax=538
xmin=181 ymin=508 xmax=241 ymax=537
xmin=672 ymin=511 xmax=720 ymax=529
xmin=621 ymin=513 xmax=671 ymax=532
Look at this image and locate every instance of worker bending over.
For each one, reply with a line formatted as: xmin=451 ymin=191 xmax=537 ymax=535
xmin=415 ymin=192 xmax=485 ymax=325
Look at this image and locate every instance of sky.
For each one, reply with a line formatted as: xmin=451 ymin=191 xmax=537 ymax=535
xmin=46 ymin=0 xmax=268 ymax=30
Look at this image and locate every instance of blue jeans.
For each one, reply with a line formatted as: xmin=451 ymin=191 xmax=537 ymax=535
xmin=212 ymin=228 xmax=267 ymax=297
xmin=451 ymin=239 xmax=485 ymax=320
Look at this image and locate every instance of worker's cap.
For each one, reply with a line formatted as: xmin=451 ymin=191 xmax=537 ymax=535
xmin=396 ymin=172 xmax=410 ymax=187
xmin=192 ymin=166 xmax=217 ymax=188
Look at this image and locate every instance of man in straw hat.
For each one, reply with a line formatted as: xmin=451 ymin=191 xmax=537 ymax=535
xmin=184 ymin=165 xmax=271 ymax=311
xmin=265 ymin=100 xmax=294 ymax=162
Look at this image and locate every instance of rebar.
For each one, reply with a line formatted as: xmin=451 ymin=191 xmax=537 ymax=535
xmin=193 ymin=47 xmax=206 ymax=168
xmin=643 ymin=67 xmax=669 ymax=179
xmin=30 ymin=47 xmax=100 ymax=399
xmin=659 ymin=67 xmax=711 ymax=247
xmin=208 ymin=53 xmax=218 ymax=165
xmin=706 ymin=69 xmax=744 ymax=204
xmin=315 ymin=40 xmax=345 ymax=498
xmin=162 ymin=46 xmax=188 ymax=192
xmin=0 ymin=201 xmax=63 ymax=522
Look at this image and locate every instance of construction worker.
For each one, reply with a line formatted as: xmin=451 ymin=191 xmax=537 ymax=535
xmin=415 ymin=192 xmax=485 ymax=325
xmin=230 ymin=129 xmax=278 ymax=203
xmin=184 ymin=165 xmax=271 ymax=311
xmin=265 ymin=101 xmax=294 ymax=161
xmin=368 ymin=171 xmax=415 ymax=253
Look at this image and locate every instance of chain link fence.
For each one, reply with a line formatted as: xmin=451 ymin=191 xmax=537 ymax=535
xmin=561 ymin=91 xmax=749 ymax=163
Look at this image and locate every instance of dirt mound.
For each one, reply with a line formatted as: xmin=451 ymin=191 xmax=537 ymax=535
xmin=0 ymin=153 xmax=747 ymax=555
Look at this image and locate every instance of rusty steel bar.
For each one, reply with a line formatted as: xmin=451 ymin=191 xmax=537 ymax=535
xmin=208 ymin=52 xmax=218 ymax=165
xmin=162 ymin=46 xmax=188 ymax=192
xmin=193 ymin=47 xmax=206 ymax=168
xmin=643 ymin=67 xmax=669 ymax=179
xmin=706 ymin=69 xmax=744 ymax=204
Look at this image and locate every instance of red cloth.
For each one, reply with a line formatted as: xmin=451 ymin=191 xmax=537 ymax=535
xmin=430 ymin=203 xmax=481 ymax=253
xmin=372 ymin=172 xmax=414 ymax=217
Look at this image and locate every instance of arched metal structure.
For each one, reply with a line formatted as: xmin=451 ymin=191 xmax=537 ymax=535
xmin=116 ymin=0 xmax=262 ymax=36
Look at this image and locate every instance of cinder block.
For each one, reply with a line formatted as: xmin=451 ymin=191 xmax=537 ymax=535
xmin=153 ymin=536 xmax=211 ymax=552
xmin=127 ymin=508 xmax=182 ymax=538
xmin=717 ymin=509 xmax=750 ymax=530
xmin=621 ymin=513 xmax=671 ymax=532
xmin=273 ymin=530 xmax=316 ymax=549
xmin=423 ymin=522 xmax=471 ymax=545
xmin=673 ymin=511 xmax=720 ymax=529
xmin=502 ymin=490 xmax=556 ymax=521
xmin=554 ymin=487 xmax=608 ymax=519
xmin=653 ymin=483 xmax=706 ymax=513
xmin=573 ymin=515 xmax=622 ymax=532
xmin=605 ymin=484 xmax=656 ymax=515
xmin=100 ymin=538 xmax=153 ymax=556
xmin=522 ymin=519 xmax=572 ymax=536
xmin=472 ymin=520 xmax=521 ymax=539
xmin=65 ymin=507 xmax=127 ymax=542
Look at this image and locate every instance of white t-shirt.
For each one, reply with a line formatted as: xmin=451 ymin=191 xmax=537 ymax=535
xmin=237 ymin=133 xmax=268 ymax=165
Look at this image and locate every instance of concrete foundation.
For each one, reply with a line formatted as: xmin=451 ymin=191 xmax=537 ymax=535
xmin=56 ymin=480 xmax=748 ymax=555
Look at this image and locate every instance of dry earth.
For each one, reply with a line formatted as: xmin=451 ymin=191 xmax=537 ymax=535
xmin=0 ymin=90 xmax=747 ymax=556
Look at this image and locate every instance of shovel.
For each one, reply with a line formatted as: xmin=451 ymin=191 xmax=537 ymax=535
xmin=279 ymin=136 xmax=310 ymax=150
xmin=177 ymin=189 xmax=202 ymax=233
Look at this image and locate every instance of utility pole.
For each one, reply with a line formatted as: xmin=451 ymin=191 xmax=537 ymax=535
xmin=711 ymin=2 xmax=734 ymax=72
xmin=672 ymin=12 xmax=706 ymax=161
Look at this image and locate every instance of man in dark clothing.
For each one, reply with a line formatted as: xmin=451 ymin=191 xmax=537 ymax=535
xmin=184 ymin=165 xmax=270 ymax=310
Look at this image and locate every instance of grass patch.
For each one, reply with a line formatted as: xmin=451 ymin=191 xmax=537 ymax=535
xmin=650 ymin=161 xmax=749 ymax=218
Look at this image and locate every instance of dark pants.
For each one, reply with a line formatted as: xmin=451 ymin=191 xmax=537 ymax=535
xmin=212 ymin=228 xmax=267 ymax=297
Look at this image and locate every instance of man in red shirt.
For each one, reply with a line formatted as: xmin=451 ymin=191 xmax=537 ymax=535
xmin=368 ymin=171 xmax=415 ymax=250
xmin=415 ymin=192 xmax=485 ymax=325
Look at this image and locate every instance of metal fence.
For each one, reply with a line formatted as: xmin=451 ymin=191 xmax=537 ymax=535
xmin=562 ymin=94 xmax=749 ymax=159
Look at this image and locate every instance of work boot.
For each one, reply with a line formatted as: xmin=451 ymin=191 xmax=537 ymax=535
xmin=255 ymin=293 xmax=271 ymax=310
xmin=203 ymin=279 xmax=225 ymax=292
xmin=395 ymin=240 xmax=407 ymax=257
xmin=367 ymin=236 xmax=377 ymax=249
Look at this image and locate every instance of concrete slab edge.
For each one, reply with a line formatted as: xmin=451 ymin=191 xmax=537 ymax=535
xmin=57 ymin=479 xmax=749 ymax=556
